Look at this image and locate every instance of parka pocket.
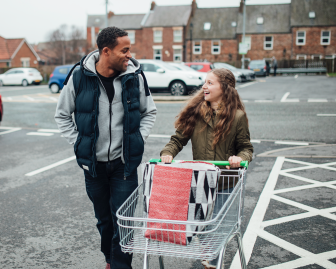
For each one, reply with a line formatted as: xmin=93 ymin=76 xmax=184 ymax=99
xmin=74 ymin=136 xmax=82 ymax=155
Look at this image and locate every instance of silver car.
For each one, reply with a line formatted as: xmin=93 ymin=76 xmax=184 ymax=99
xmin=213 ymin=62 xmax=255 ymax=82
xmin=0 ymin=68 xmax=43 ymax=87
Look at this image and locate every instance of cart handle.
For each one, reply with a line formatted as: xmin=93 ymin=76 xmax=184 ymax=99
xmin=149 ymin=159 xmax=249 ymax=169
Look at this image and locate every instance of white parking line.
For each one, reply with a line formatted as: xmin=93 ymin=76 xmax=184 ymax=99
xmin=317 ymin=114 xmax=336 ymax=117
xmin=230 ymin=157 xmax=285 ymax=269
xmin=255 ymin=100 xmax=273 ymax=102
xmin=25 ymin=156 xmax=76 ymax=176
xmin=274 ymin=141 xmax=309 ymax=146
xmin=237 ymin=81 xmax=258 ymax=88
xmin=24 ymin=95 xmax=35 ymax=101
xmin=27 ymin=132 xmax=54 ymax=136
xmin=251 ymin=140 xmax=261 ymax=143
xmin=308 ymin=99 xmax=328 ymax=102
xmin=37 ymin=129 xmax=60 ymax=133
xmin=280 ymin=92 xmax=290 ymax=102
xmin=149 ymin=134 xmax=171 ymax=138
xmin=0 ymin=127 xmax=22 ymax=135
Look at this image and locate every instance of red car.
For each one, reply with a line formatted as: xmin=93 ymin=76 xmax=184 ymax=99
xmin=0 ymin=94 xmax=3 ymax=124
xmin=184 ymin=62 xmax=214 ymax=73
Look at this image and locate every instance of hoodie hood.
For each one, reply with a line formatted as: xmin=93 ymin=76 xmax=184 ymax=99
xmin=81 ymin=49 xmax=140 ymax=77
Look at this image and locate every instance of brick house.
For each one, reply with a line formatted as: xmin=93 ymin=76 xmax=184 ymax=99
xmin=139 ymin=2 xmax=191 ymax=62
xmin=0 ymin=36 xmax=40 ymax=68
xmin=185 ymin=5 xmax=239 ymax=63
xmin=236 ymin=4 xmax=292 ymax=65
xmin=290 ymin=0 xmax=336 ymax=60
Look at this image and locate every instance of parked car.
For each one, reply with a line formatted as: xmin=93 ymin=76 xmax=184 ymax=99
xmin=48 ymin=65 xmax=76 ymax=93
xmin=184 ymin=62 xmax=214 ymax=73
xmin=138 ymin=60 xmax=203 ymax=95
xmin=213 ymin=62 xmax=255 ymax=82
xmin=168 ymin=63 xmax=207 ymax=84
xmin=0 ymin=94 xmax=3 ymax=125
xmin=248 ymin=60 xmax=267 ymax=76
xmin=0 ymin=68 xmax=43 ymax=87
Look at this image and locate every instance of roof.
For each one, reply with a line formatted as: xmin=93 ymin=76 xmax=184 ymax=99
xmin=186 ymin=7 xmax=239 ymax=40
xmin=0 ymin=37 xmax=24 ymax=60
xmin=87 ymin=15 xmax=106 ymax=28
xmin=143 ymin=5 xmax=192 ymax=27
xmin=290 ymin=0 xmax=336 ymax=26
xmin=237 ymin=4 xmax=291 ymax=34
xmin=109 ymin=14 xmax=145 ymax=30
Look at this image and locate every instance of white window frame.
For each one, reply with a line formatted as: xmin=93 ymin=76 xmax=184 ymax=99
xmin=264 ymin=36 xmax=273 ymax=50
xmin=325 ymin=55 xmax=336 ymax=59
xmin=153 ymin=48 xmax=162 ymax=60
xmin=153 ymin=30 xmax=162 ymax=43
xmin=173 ymin=30 xmax=182 ymax=43
xmin=311 ymin=54 xmax=322 ymax=60
xmin=296 ymin=31 xmax=306 ymax=45
xmin=257 ymin=17 xmax=264 ymax=25
xmin=131 ymin=53 xmax=136 ymax=59
xmin=127 ymin=30 xmax=135 ymax=44
xmin=193 ymin=41 xmax=202 ymax=54
xmin=296 ymin=54 xmax=307 ymax=60
xmin=173 ymin=49 xmax=182 ymax=62
xmin=211 ymin=40 xmax=221 ymax=55
xmin=204 ymin=22 xmax=211 ymax=30
xmin=321 ymin=30 xmax=331 ymax=45
xmin=21 ymin=57 xmax=30 ymax=67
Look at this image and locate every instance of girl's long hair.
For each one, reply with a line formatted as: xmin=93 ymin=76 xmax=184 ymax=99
xmin=175 ymin=68 xmax=248 ymax=147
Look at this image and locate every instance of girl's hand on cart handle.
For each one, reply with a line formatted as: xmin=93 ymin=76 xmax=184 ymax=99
xmin=227 ymin=155 xmax=243 ymax=169
xmin=161 ymin=155 xmax=173 ymax=163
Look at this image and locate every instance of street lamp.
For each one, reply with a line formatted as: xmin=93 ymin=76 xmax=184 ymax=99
xmin=241 ymin=0 xmax=246 ymax=69
xmin=105 ymin=0 xmax=108 ymax=28
xmin=190 ymin=22 xmax=193 ymax=62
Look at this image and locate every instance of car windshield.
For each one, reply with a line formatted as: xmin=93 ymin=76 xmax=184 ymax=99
xmin=249 ymin=60 xmax=265 ymax=67
xmin=214 ymin=63 xmax=237 ymax=71
xmin=159 ymin=61 xmax=179 ymax=71
xmin=28 ymin=68 xmax=40 ymax=73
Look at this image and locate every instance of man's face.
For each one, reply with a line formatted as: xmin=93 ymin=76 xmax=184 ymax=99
xmin=106 ymin=36 xmax=132 ymax=72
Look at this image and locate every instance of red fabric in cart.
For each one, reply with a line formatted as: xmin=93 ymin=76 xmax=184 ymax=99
xmin=145 ymin=165 xmax=193 ymax=245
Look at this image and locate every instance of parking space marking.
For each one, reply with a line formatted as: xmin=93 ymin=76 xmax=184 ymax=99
xmin=281 ymin=92 xmax=300 ymax=102
xmin=275 ymin=141 xmax=309 ymax=146
xmin=27 ymin=132 xmax=54 ymax=136
xmin=0 ymin=127 xmax=22 ymax=135
xmin=25 ymin=156 xmax=76 ymax=176
xmin=251 ymin=140 xmax=261 ymax=143
xmin=23 ymin=95 xmax=35 ymax=101
xmin=317 ymin=114 xmax=336 ymax=117
xmin=149 ymin=134 xmax=171 ymax=138
xmin=236 ymin=81 xmax=258 ymax=89
xmin=231 ymin=157 xmax=336 ymax=269
xmin=255 ymin=100 xmax=273 ymax=102
xmin=308 ymin=98 xmax=328 ymax=102
xmin=37 ymin=129 xmax=60 ymax=133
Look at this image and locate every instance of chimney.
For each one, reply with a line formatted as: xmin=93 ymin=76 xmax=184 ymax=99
xmin=191 ymin=0 xmax=197 ymax=17
xmin=108 ymin=11 xmax=114 ymax=19
xmin=150 ymin=1 xmax=156 ymax=11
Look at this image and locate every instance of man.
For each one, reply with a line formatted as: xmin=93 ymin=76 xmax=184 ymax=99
xmin=272 ymin=56 xmax=278 ymax=76
xmin=55 ymin=27 xmax=157 ymax=269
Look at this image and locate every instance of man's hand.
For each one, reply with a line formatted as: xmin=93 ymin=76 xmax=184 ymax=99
xmin=226 ymin=155 xmax=242 ymax=169
xmin=161 ymin=155 xmax=173 ymax=163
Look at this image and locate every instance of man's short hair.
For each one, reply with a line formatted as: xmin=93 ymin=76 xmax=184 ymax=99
xmin=97 ymin=27 xmax=128 ymax=54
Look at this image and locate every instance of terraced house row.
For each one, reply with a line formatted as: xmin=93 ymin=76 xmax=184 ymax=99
xmin=87 ymin=0 xmax=336 ymax=65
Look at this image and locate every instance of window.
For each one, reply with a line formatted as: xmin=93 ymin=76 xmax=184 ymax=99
xmin=131 ymin=53 xmax=136 ymax=59
xmin=193 ymin=41 xmax=202 ymax=54
xmin=296 ymin=31 xmax=306 ymax=45
xmin=309 ymin=11 xmax=315 ymax=18
xmin=173 ymin=49 xmax=182 ymax=62
xmin=321 ymin=31 xmax=330 ymax=45
xmin=204 ymin=22 xmax=211 ymax=30
xmin=141 ymin=63 xmax=160 ymax=72
xmin=21 ymin=57 xmax=30 ymax=67
xmin=264 ymin=36 xmax=273 ymax=50
xmin=127 ymin=31 xmax=135 ymax=44
xmin=5 ymin=70 xmax=16 ymax=75
xmin=153 ymin=49 xmax=162 ymax=60
xmin=231 ymin=22 xmax=237 ymax=27
xmin=311 ymin=55 xmax=321 ymax=60
xmin=325 ymin=55 xmax=336 ymax=59
xmin=296 ymin=54 xmax=307 ymax=60
xmin=154 ymin=30 xmax=162 ymax=43
xmin=243 ymin=36 xmax=251 ymax=50
xmin=212 ymin=40 xmax=220 ymax=54
xmin=190 ymin=65 xmax=204 ymax=71
xmin=59 ymin=68 xmax=69 ymax=74
xmin=6 ymin=62 xmax=11 ymax=67
xmin=257 ymin=17 xmax=264 ymax=24
xmin=173 ymin=30 xmax=182 ymax=42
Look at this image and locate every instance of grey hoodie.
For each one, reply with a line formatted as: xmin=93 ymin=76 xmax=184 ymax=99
xmin=55 ymin=50 xmax=157 ymax=162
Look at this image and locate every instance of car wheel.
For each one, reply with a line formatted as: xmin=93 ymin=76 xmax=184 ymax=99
xmin=170 ymin=81 xmax=187 ymax=96
xmin=0 ymin=80 xmax=3 ymax=87
xmin=50 ymin=83 xmax=60 ymax=94
xmin=22 ymin=79 xmax=28 ymax=87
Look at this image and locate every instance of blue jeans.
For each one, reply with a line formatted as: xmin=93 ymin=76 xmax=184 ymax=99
xmin=84 ymin=158 xmax=138 ymax=269
xmin=208 ymin=187 xmax=234 ymax=266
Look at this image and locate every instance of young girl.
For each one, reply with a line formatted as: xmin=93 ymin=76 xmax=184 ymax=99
xmin=160 ymin=68 xmax=253 ymax=269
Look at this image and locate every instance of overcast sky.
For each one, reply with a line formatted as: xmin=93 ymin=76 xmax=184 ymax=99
xmin=0 ymin=0 xmax=290 ymax=44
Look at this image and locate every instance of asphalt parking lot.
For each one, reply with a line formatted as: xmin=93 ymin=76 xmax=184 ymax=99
xmin=0 ymin=75 xmax=336 ymax=268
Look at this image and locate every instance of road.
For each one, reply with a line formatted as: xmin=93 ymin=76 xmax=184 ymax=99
xmin=0 ymin=75 xmax=336 ymax=269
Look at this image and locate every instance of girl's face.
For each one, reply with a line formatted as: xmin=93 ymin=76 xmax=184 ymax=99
xmin=202 ymin=72 xmax=223 ymax=105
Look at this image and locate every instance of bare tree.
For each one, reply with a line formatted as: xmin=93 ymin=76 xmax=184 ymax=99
xmin=49 ymin=24 xmax=68 ymax=65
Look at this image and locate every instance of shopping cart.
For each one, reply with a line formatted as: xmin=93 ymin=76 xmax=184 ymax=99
xmin=116 ymin=159 xmax=248 ymax=269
